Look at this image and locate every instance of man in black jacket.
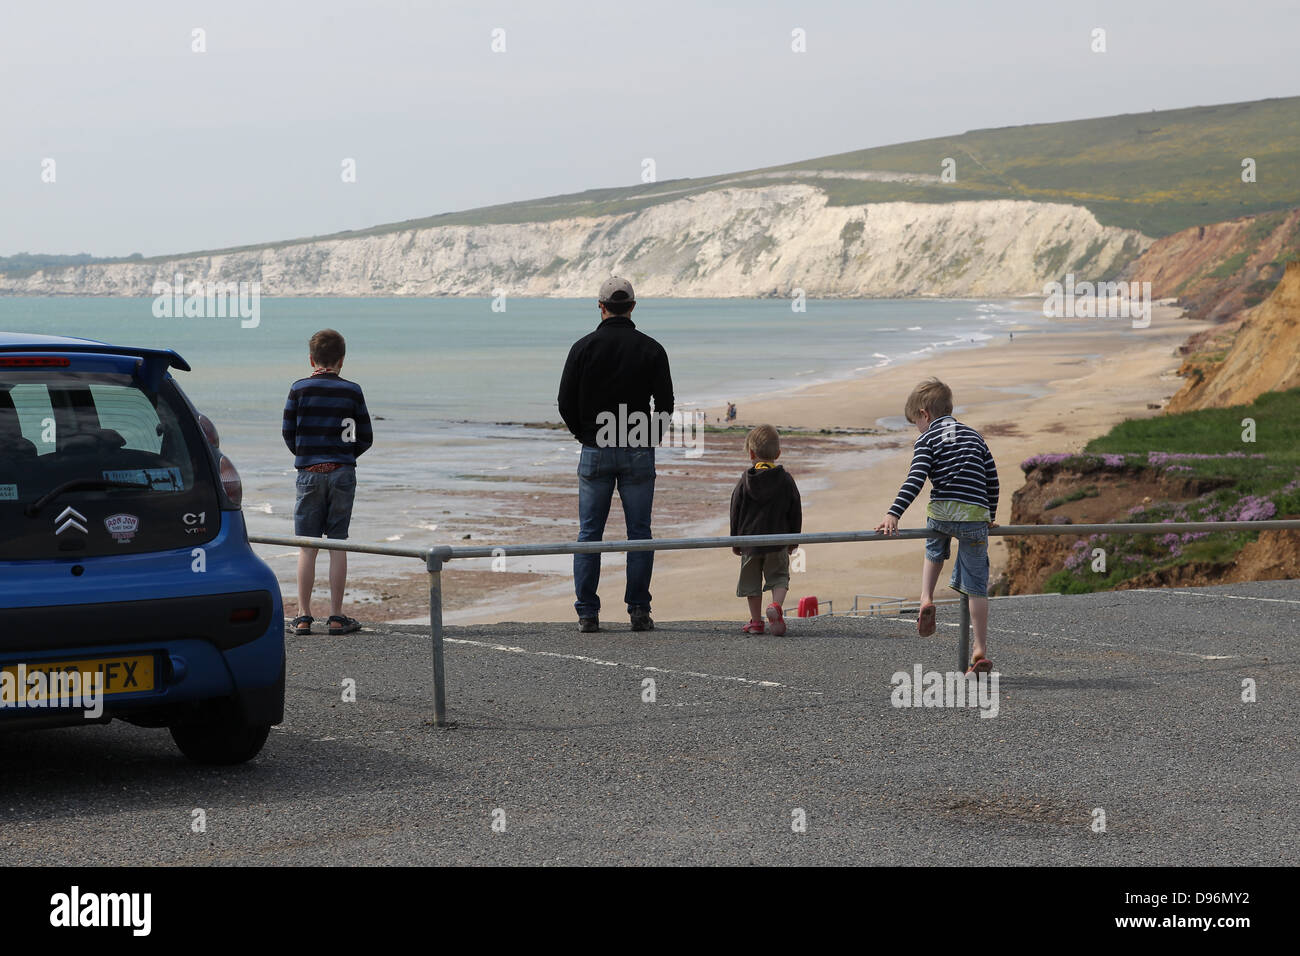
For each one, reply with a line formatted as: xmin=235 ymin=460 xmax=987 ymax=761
xmin=558 ymin=277 xmax=674 ymax=633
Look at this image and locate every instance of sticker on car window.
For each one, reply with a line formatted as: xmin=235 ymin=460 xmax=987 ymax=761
xmin=102 ymin=468 xmax=184 ymax=491
xmin=104 ymin=514 xmax=140 ymax=543
xmin=0 ymin=484 xmax=17 ymax=501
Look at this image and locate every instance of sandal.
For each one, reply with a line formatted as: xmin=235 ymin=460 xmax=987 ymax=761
xmin=766 ymin=602 xmax=787 ymax=636
xmin=289 ymin=615 xmax=313 ymax=635
xmin=327 ymin=615 xmax=362 ymax=634
xmin=917 ymin=603 xmax=936 ymax=637
xmin=742 ymin=620 xmax=765 ymax=634
xmin=966 ymin=655 xmax=993 ymax=675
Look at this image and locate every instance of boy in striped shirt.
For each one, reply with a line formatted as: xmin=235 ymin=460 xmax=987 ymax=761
xmin=876 ymin=379 xmax=998 ymax=673
xmin=282 ymin=329 xmax=373 ymax=636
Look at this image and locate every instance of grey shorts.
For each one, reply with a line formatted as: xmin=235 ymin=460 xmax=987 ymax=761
xmin=925 ymin=518 xmax=989 ymax=598
xmin=294 ymin=466 xmax=356 ymax=539
xmin=737 ymin=549 xmax=790 ymax=597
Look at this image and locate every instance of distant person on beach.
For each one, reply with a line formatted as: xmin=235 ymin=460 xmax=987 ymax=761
xmin=558 ymin=277 xmax=674 ymax=633
xmin=283 ymin=329 xmax=373 ymax=636
xmin=726 ymin=402 xmax=737 ymax=422
xmin=875 ymin=378 xmax=999 ymax=673
xmin=730 ymin=425 xmax=802 ymax=635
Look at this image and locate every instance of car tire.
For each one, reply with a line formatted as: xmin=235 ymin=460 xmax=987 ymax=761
xmin=169 ymin=708 xmax=271 ymax=764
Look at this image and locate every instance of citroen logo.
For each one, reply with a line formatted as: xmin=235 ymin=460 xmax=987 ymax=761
xmin=55 ymin=507 xmax=88 ymax=536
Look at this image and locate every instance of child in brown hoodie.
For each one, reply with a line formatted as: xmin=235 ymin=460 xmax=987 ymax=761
xmin=730 ymin=425 xmax=802 ymax=635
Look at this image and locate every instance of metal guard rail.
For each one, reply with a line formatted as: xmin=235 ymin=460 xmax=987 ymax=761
xmin=248 ymin=520 xmax=1300 ymax=727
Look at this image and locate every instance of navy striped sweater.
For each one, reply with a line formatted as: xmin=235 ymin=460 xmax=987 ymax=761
xmin=887 ymin=415 xmax=998 ymax=519
xmin=282 ymin=372 xmax=374 ymax=468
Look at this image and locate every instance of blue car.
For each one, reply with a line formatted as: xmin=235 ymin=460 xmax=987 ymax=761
xmin=0 ymin=332 xmax=284 ymax=763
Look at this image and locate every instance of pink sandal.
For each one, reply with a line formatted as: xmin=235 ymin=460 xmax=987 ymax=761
xmin=966 ymin=655 xmax=993 ymax=675
xmin=742 ymin=620 xmax=765 ymax=634
xmin=766 ymin=603 xmax=787 ymax=636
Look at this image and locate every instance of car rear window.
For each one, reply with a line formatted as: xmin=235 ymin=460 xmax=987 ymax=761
xmin=0 ymin=370 xmax=221 ymax=559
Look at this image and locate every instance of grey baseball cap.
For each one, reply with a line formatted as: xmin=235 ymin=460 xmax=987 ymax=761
xmin=598 ymin=276 xmax=635 ymax=303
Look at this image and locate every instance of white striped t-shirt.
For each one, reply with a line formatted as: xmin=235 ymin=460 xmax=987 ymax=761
xmin=887 ymin=416 xmax=999 ymax=520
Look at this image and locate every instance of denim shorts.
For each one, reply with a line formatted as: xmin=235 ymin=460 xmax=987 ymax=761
xmin=924 ymin=518 xmax=989 ymax=598
xmin=294 ymin=466 xmax=357 ymax=539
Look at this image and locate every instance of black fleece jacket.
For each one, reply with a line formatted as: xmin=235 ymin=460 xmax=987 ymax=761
xmin=557 ymin=315 xmax=674 ymax=447
xmin=729 ymin=464 xmax=802 ymax=555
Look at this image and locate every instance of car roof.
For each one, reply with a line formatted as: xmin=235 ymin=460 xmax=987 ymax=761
xmin=0 ymin=331 xmax=104 ymax=348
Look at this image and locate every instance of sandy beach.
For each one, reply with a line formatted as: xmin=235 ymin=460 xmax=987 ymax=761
xmin=318 ymin=304 xmax=1209 ymax=627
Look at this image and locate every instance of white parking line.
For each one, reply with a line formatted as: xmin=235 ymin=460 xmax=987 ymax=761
xmin=444 ymin=637 xmax=819 ymax=692
xmin=884 ymin=617 xmax=1237 ymax=661
xmin=997 ymin=626 xmax=1240 ymax=662
xmin=1131 ymin=588 xmax=1300 ymax=606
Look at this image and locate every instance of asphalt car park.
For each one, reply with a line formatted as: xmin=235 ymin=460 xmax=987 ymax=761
xmin=1 ymin=581 xmax=1294 ymax=866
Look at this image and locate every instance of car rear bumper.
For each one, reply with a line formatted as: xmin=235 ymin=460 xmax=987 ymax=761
xmin=0 ymin=634 xmax=284 ymax=726
xmin=0 ymin=512 xmax=284 ymax=726
xmin=0 ymin=589 xmax=275 ymax=652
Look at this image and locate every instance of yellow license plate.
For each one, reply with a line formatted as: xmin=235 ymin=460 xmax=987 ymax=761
xmin=1 ymin=655 xmax=155 ymax=704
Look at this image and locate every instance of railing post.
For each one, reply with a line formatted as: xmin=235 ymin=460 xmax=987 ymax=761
xmin=958 ymin=593 xmax=970 ymax=672
xmin=427 ymin=550 xmax=451 ymax=728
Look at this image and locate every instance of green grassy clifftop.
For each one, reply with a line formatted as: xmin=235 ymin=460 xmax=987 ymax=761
xmin=8 ymin=94 xmax=1292 ymax=271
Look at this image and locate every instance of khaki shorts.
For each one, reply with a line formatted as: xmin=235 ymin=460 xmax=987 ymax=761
xmin=736 ymin=549 xmax=790 ymax=597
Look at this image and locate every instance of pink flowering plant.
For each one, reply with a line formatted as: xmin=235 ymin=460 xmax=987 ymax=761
xmin=1046 ymin=488 xmax=1287 ymax=593
xmin=1035 ymin=388 xmax=1300 ymax=594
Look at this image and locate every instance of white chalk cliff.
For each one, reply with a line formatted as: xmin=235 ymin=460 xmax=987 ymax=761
xmin=1 ymin=185 xmax=1148 ymax=298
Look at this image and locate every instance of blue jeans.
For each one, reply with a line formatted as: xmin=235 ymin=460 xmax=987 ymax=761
xmin=574 ymin=445 xmax=655 ymax=618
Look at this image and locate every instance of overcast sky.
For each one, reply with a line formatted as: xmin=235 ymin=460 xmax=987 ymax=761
xmin=3 ymin=0 xmax=1297 ymax=257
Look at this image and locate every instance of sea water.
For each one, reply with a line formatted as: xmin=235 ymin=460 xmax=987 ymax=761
xmin=0 ymin=296 xmax=1038 ymax=550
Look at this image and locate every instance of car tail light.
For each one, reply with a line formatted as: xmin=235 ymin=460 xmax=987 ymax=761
xmin=229 ymin=607 xmax=260 ymax=623
xmin=0 ymin=356 xmax=71 ymax=367
xmin=219 ymin=454 xmax=243 ymax=507
xmin=197 ymin=414 xmax=220 ymax=449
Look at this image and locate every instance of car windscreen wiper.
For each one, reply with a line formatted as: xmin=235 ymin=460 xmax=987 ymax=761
xmin=24 ymin=478 xmax=152 ymax=517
